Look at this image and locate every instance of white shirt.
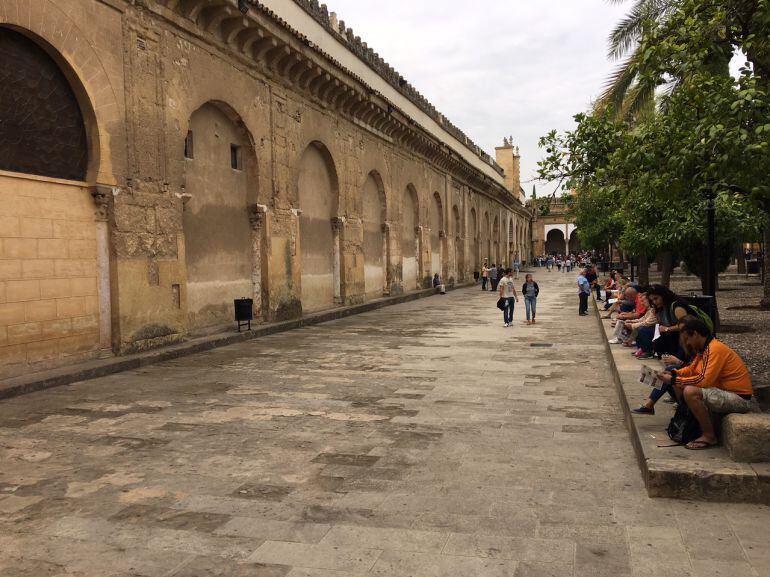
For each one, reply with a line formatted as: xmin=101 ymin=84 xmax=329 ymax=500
xmin=499 ymin=276 xmax=516 ymax=298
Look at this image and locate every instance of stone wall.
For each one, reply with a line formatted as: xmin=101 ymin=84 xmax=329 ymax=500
xmin=0 ymin=0 xmax=533 ymax=378
xmin=0 ymin=173 xmax=101 ymax=379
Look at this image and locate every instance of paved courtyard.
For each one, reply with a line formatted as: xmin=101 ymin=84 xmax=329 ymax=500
xmin=1 ymin=273 xmax=769 ymax=577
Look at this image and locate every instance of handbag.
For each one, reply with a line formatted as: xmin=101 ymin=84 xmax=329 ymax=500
xmin=496 ymin=297 xmax=506 ymax=311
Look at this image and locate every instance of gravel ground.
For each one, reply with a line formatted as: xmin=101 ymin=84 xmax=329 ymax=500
xmin=667 ymin=275 xmax=768 ymax=387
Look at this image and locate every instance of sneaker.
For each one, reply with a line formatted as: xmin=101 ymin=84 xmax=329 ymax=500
xmin=503 ymin=323 xmax=509 ymax=327
xmin=632 ymin=406 xmax=655 ymax=415
xmin=608 ymin=338 xmax=621 ymax=344
xmin=637 ymin=352 xmax=654 ymax=359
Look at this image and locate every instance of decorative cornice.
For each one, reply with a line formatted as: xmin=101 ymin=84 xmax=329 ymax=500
xmin=154 ymin=0 xmax=531 ymax=216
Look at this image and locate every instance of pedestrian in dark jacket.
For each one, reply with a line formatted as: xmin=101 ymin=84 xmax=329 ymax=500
xmin=522 ymin=274 xmax=539 ymax=324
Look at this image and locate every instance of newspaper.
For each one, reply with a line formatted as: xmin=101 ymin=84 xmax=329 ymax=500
xmin=638 ymin=365 xmax=665 ymax=390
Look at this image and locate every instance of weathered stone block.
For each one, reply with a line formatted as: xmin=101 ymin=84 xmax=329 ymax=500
xmin=724 ymin=413 xmax=770 ymax=463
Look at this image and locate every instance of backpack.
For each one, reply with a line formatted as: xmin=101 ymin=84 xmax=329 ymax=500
xmin=666 ymin=402 xmax=702 ymax=445
xmin=671 ymin=302 xmax=714 ymax=334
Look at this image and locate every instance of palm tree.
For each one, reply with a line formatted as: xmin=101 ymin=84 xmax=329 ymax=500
xmin=595 ymin=0 xmax=676 ymax=120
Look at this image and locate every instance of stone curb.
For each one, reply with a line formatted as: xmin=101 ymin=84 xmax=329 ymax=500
xmin=0 ymin=284 xmax=468 ymax=401
xmin=592 ymin=298 xmax=770 ymax=504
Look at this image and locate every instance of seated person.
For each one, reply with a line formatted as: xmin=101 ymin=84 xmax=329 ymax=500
xmin=633 ymin=325 xmax=695 ymax=415
xmin=607 ymin=286 xmax=646 ymax=343
xmin=624 ymin=293 xmax=658 ymax=358
xmin=646 ymin=284 xmax=710 ymax=357
xmin=659 ymin=316 xmax=753 ymax=450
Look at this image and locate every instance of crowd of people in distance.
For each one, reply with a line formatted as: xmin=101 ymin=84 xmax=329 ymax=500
xmin=599 ymin=275 xmax=755 ymax=450
xmin=533 ymin=252 xmax=594 ymax=273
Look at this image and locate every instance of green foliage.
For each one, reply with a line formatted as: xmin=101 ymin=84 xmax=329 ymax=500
xmin=537 ymin=0 xmax=770 ymax=280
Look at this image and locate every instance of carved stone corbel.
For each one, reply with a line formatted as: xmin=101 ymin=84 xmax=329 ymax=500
xmin=248 ymin=203 xmax=268 ymax=231
xmin=331 ymin=216 xmax=346 ymax=232
xmin=91 ymin=184 xmax=117 ymax=222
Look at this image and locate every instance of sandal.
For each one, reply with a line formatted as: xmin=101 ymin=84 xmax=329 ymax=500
xmin=685 ymin=440 xmax=718 ymax=450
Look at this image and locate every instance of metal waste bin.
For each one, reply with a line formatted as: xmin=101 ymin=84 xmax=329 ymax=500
xmin=747 ymin=259 xmax=760 ymax=275
xmin=234 ymin=298 xmax=253 ymax=332
xmin=685 ymin=294 xmax=719 ymax=334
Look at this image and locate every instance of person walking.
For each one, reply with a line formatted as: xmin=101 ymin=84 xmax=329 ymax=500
xmin=498 ymin=268 xmax=519 ymax=327
xmin=578 ymin=268 xmax=591 ymax=316
xmin=481 ymin=262 xmax=489 ymax=291
xmin=513 ymin=257 xmax=521 ymax=279
xmin=522 ymin=273 xmax=539 ymax=325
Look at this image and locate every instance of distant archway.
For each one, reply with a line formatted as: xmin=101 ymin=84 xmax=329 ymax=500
xmin=545 ymin=228 xmax=566 ymax=255
xmin=569 ymin=229 xmax=581 ymax=254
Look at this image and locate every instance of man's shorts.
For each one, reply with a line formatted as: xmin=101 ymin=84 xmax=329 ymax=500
xmin=702 ymin=388 xmax=753 ymax=413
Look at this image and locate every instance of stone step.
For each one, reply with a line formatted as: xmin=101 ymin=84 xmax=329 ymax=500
xmin=595 ymin=302 xmax=770 ymax=504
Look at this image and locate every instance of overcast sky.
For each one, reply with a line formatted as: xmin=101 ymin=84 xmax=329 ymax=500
xmin=323 ymin=0 xmax=630 ymax=197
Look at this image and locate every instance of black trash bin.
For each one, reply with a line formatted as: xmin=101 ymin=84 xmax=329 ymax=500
xmin=685 ymin=294 xmax=719 ymax=334
xmin=234 ymin=298 xmax=254 ymax=332
xmin=600 ymin=261 xmax=609 ymax=273
xmin=746 ymin=259 xmax=760 ymax=275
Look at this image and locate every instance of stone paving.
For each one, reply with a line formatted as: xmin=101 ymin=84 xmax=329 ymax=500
xmin=1 ymin=273 xmax=769 ymax=577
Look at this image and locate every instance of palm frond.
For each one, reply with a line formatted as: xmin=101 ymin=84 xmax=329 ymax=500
xmin=607 ymin=0 xmax=676 ymax=60
xmin=595 ymin=55 xmax=640 ymax=114
xmin=620 ymin=78 xmax=657 ymax=121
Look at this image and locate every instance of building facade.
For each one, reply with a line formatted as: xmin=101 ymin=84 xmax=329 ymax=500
xmin=0 ymin=0 xmax=533 ymax=380
xmin=530 ymin=197 xmax=579 ymax=257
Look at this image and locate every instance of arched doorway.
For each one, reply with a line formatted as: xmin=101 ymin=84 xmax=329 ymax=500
xmin=545 ymin=228 xmax=566 ymax=255
xmin=362 ymin=171 xmax=387 ymax=300
xmin=298 ymin=142 xmax=339 ymax=313
xmin=402 ymin=185 xmax=420 ymax=291
xmin=508 ymin=218 xmax=515 ymax=265
xmin=430 ymin=193 xmax=444 ymax=281
xmin=0 ymin=27 xmax=105 ymax=377
xmin=183 ymin=102 xmax=257 ymax=331
xmin=483 ymin=212 xmax=491 ymax=263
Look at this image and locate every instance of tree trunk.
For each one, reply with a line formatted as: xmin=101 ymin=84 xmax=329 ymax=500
xmin=762 ymin=226 xmax=770 ymax=310
xmin=638 ymin=255 xmax=649 ymax=286
xmin=660 ymin=251 xmax=674 ymax=286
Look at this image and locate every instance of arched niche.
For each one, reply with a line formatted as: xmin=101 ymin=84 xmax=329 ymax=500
xmin=297 ymin=141 xmax=340 ymax=313
xmin=182 ymin=101 xmax=259 ymax=331
xmin=0 ymin=25 xmax=108 ymax=374
xmin=470 ymin=207 xmax=479 ymax=270
xmin=452 ymin=204 xmax=462 ymax=279
xmin=493 ymin=215 xmax=500 ymax=264
xmin=402 ymin=184 xmax=420 ymax=291
xmin=430 ymin=192 xmax=443 ymax=280
xmin=362 ymin=170 xmax=387 ymax=300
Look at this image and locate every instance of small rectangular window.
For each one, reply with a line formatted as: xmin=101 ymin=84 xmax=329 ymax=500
xmin=184 ymin=131 xmax=194 ymax=159
xmin=230 ymin=144 xmax=242 ymax=170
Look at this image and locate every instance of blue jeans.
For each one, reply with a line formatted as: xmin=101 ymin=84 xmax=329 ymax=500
xmin=503 ymin=298 xmax=515 ymax=324
xmin=636 ymin=326 xmax=655 ymax=354
xmin=525 ymin=296 xmax=537 ymax=320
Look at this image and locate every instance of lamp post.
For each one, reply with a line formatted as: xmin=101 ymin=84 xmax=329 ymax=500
xmin=705 ymin=188 xmax=717 ymax=297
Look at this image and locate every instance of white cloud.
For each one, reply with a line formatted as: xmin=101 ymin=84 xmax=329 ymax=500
xmin=323 ymin=0 xmax=630 ymax=195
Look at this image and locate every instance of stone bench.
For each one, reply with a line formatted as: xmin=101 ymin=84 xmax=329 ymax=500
xmin=723 ymin=412 xmax=770 ymax=462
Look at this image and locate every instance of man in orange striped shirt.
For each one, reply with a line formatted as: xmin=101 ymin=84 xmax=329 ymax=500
xmin=659 ymin=316 xmax=754 ymax=450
